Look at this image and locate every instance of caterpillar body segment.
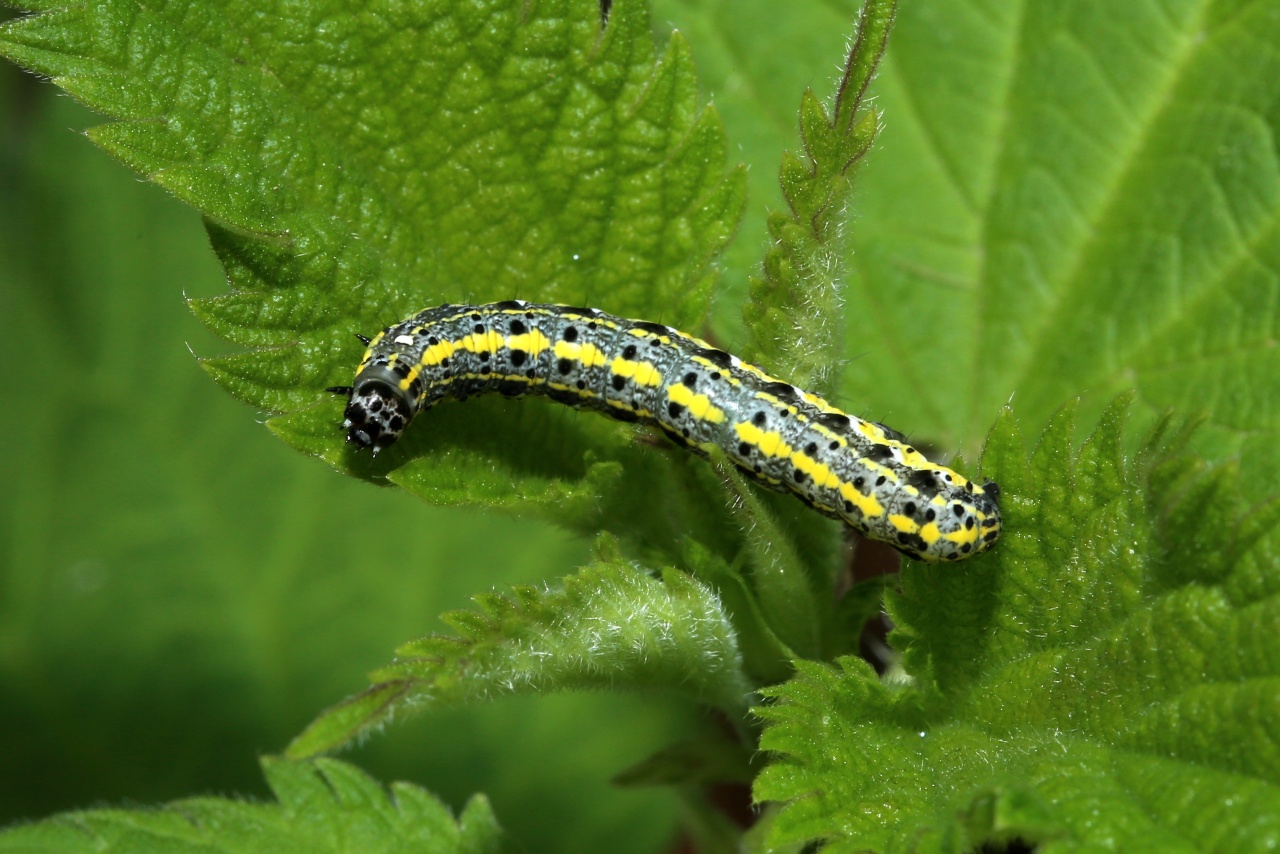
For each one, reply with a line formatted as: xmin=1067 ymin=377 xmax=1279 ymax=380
xmin=335 ymin=301 xmax=1001 ymax=562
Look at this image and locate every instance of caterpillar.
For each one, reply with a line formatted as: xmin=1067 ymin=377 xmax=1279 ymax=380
xmin=327 ymin=301 xmax=1001 ymax=562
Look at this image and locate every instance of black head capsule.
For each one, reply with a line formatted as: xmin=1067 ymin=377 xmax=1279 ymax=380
xmin=340 ymin=372 xmax=414 ymax=456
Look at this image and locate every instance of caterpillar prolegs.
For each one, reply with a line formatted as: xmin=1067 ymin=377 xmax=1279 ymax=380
xmin=328 ymin=301 xmax=1001 ymax=562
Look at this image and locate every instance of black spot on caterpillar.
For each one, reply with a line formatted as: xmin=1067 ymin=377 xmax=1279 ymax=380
xmin=330 ymin=301 xmax=1001 ymax=562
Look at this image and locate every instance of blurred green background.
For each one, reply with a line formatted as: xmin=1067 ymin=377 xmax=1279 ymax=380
xmin=0 ymin=58 xmax=703 ymax=852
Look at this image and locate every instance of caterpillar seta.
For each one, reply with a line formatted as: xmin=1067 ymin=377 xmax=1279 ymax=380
xmin=327 ymin=301 xmax=1001 ymax=562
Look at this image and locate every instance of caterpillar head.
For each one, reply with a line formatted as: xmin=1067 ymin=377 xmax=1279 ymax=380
xmin=338 ymin=374 xmax=414 ymax=455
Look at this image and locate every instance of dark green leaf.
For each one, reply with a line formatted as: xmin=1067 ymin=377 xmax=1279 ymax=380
xmin=755 ymin=398 xmax=1280 ymax=852
xmin=289 ymin=547 xmax=750 ymax=757
xmin=0 ymin=757 xmax=503 ymax=854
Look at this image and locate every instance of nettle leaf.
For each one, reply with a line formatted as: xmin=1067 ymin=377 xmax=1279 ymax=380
xmin=289 ymin=542 xmax=749 ymax=757
xmin=832 ymin=0 xmax=1280 ymax=485
xmin=0 ymin=0 xmax=746 ymax=534
xmin=0 ymin=757 xmax=502 ymax=854
xmin=740 ymin=0 xmax=892 ymax=396
xmin=710 ymin=455 xmax=828 ymax=662
xmin=754 ymin=396 xmax=1280 ymax=852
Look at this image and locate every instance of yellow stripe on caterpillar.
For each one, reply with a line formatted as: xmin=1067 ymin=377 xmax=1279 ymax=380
xmin=332 ymin=301 xmax=1002 ymax=562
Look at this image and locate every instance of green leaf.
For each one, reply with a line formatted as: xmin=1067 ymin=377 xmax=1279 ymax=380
xmin=740 ymin=0 xmax=893 ymax=394
xmin=679 ymin=537 xmax=798 ymax=685
xmin=0 ymin=0 xmax=746 ymax=529
xmin=754 ymin=397 xmax=1280 ymax=852
xmin=711 ymin=456 xmax=828 ymax=661
xmin=848 ymin=0 xmax=1280 ymax=474
xmin=0 ymin=757 xmax=503 ymax=854
xmin=289 ymin=544 xmax=750 ymax=757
